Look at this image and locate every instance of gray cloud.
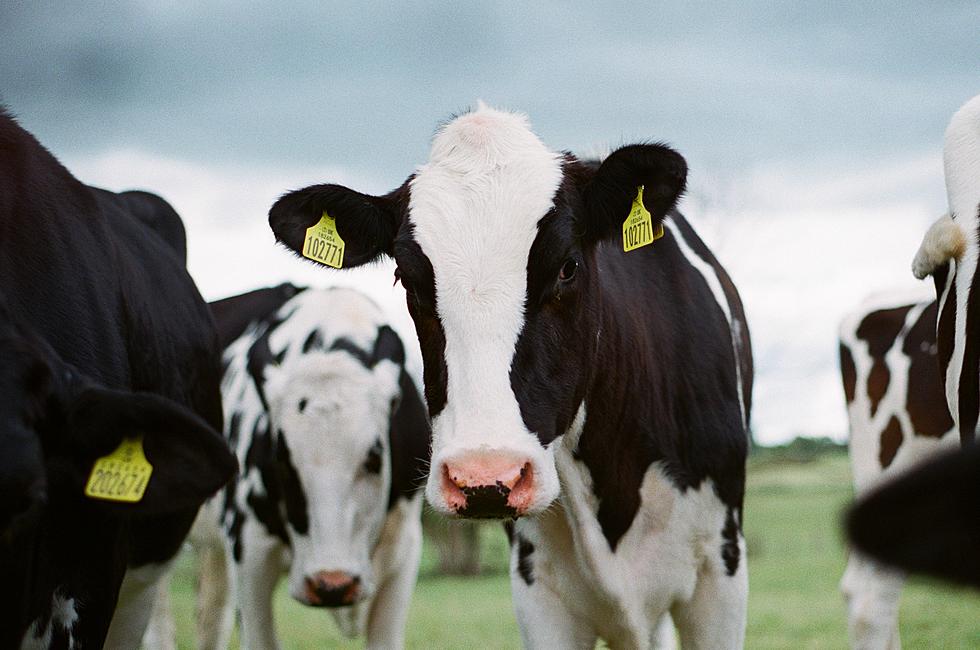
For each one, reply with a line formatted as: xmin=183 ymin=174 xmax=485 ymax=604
xmin=2 ymin=1 xmax=978 ymax=185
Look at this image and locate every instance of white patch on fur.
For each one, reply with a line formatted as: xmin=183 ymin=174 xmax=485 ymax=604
xmin=911 ymin=214 xmax=965 ymax=279
xmin=838 ymin=296 xmax=959 ymax=648
xmin=664 ymin=217 xmax=748 ymax=428
xmin=20 ymin=593 xmax=78 ymax=650
xmin=408 ymin=104 xmax=565 ymax=513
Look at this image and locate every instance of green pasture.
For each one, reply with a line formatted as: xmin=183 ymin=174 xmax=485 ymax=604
xmin=167 ymin=448 xmax=980 ymax=648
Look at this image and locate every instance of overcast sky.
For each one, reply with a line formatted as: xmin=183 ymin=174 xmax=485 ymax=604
xmin=2 ymin=2 xmax=979 ymax=443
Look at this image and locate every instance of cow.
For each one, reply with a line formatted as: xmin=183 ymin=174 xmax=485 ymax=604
xmin=837 ymin=293 xmax=959 ymax=649
xmin=267 ymin=104 xmax=753 ymax=649
xmin=180 ymin=284 xmax=430 ymax=649
xmin=0 ymin=108 xmax=236 ymax=649
xmin=848 ymin=93 xmax=980 ymax=607
xmin=911 ymin=92 xmax=980 ymax=442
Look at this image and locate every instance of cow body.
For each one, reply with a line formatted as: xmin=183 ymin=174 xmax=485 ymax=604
xmin=268 ymin=105 xmax=752 ymax=648
xmin=838 ymin=293 xmax=958 ymax=649
xmin=858 ymin=93 xmax=980 ymax=589
xmin=189 ymin=285 xmax=429 ymax=649
xmin=0 ymin=110 xmax=235 ymax=648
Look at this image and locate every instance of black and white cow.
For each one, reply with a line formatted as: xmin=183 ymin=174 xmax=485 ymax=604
xmin=0 ymin=109 xmax=236 ymax=648
xmin=268 ymin=104 xmax=753 ymax=648
xmin=849 ymin=94 xmax=980 ymax=599
xmin=186 ymin=284 xmax=429 ymax=649
xmin=911 ymin=93 xmax=980 ymax=443
xmin=838 ymin=293 xmax=958 ymax=649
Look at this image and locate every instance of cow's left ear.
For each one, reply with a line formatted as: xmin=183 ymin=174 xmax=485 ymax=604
xmin=269 ymin=182 xmax=408 ymax=269
xmin=65 ymin=387 xmax=238 ymax=515
xmin=581 ymin=144 xmax=687 ymax=243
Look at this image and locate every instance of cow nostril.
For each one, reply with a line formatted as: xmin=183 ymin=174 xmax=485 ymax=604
xmin=305 ymin=572 xmax=361 ymax=608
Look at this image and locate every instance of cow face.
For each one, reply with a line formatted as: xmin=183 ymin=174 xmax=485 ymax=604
xmin=264 ymin=350 xmax=401 ymax=607
xmin=269 ymin=104 xmax=685 ymax=519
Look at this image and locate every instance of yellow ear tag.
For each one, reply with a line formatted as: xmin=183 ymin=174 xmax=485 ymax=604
xmin=622 ymin=185 xmax=664 ymax=252
xmin=84 ymin=436 xmax=153 ymax=503
xmin=302 ymin=211 xmax=345 ymax=269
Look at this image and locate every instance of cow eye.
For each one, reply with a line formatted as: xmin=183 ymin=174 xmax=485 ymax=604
xmin=558 ymin=259 xmax=577 ymax=282
xmin=298 ymin=398 xmax=308 ymax=413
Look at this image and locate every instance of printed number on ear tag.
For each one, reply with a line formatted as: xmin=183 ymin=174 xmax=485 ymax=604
xmin=303 ymin=211 xmax=346 ymax=268
xmin=84 ymin=436 xmax=153 ymax=503
xmin=622 ymin=185 xmax=664 ymax=252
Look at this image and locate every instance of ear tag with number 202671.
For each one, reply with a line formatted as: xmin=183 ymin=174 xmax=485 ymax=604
xmin=622 ymin=185 xmax=664 ymax=252
xmin=84 ymin=436 xmax=153 ymax=503
xmin=303 ymin=211 xmax=346 ymax=269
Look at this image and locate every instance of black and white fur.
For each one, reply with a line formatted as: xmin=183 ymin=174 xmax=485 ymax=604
xmin=180 ymin=285 xmax=429 ymax=649
xmin=838 ymin=293 xmax=958 ymax=649
xmin=268 ymin=104 xmax=752 ymax=649
xmin=0 ymin=109 xmax=235 ymax=649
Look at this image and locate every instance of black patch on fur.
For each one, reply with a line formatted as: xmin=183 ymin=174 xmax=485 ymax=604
xmin=276 ymin=430 xmax=309 ymax=535
xmin=330 ymin=337 xmax=372 ymax=367
xmin=516 ymin=534 xmax=535 ymax=585
xmin=372 ymin=325 xmax=406 ymax=365
xmin=364 ymin=439 xmax=383 ymax=474
xmin=386 ymin=369 xmax=431 ymax=509
xmin=721 ymin=507 xmax=740 ymax=576
xmin=839 ymin=343 xmax=857 ymax=404
xmin=302 ymin=328 xmax=324 ymax=353
xmin=856 ymin=306 xmax=912 ymax=417
xmin=903 ymin=301 xmax=953 ymax=438
xmin=392 ymin=221 xmax=448 ymax=417
xmin=209 ymin=283 xmax=305 ymax=348
xmin=960 ymin=222 xmax=980 ymax=442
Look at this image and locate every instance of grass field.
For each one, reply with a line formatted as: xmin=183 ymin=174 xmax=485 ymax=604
xmin=168 ymin=451 xmax=980 ymax=648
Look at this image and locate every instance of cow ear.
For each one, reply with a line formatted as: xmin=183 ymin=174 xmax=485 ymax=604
xmin=847 ymin=444 xmax=980 ymax=588
xmin=581 ymin=144 xmax=687 ymax=243
xmin=269 ymin=182 xmax=407 ymax=269
xmin=66 ymin=387 xmax=237 ymax=515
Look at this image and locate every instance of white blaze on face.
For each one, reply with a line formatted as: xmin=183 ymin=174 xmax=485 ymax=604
xmin=409 ymin=104 xmax=564 ymax=513
xmin=265 ymin=351 xmax=400 ymax=602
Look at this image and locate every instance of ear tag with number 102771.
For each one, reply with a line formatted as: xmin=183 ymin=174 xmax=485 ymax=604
xmin=303 ymin=211 xmax=346 ymax=269
xmin=622 ymin=185 xmax=664 ymax=252
xmin=84 ymin=436 xmax=153 ymax=503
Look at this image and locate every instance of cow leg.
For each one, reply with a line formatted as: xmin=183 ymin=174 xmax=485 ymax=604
xmin=671 ymin=539 xmax=748 ymax=650
xmin=509 ymin=567 xmax=596 ymax=649
xmin=141 ymin=575 xmax=177 ymax=650
xmin=840 ymin=550 xmax=903 ymax=650
xmin=651 ymin=612 xmax=678 ymax=649
xmin=196 ymin=541 xmax=234 ymax=650
xmin=363 ymin=517 xmax=423 ymax=650
xmin=103 ymin=561 xmax=174 ymax=650
xmin=235 ymin=522 xmax=285 ymax=650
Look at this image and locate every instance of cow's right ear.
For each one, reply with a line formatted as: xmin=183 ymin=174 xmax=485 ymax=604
xmin=269 ymin=183 xmax=406 ymax=269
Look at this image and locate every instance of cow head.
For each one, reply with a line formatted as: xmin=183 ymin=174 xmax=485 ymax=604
xmin=264 ymin=349 xmax=402 ymax=607
xmin=269 ymin=104 xmax=686 ymax=519
xmin=0 ymin=314 xmax=237 ymax=540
